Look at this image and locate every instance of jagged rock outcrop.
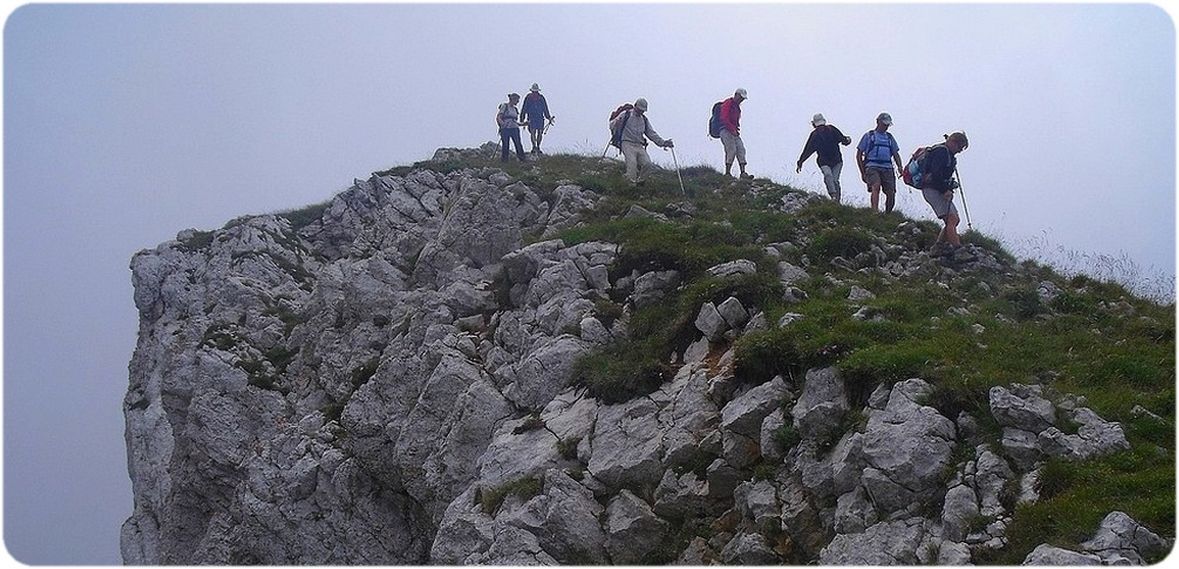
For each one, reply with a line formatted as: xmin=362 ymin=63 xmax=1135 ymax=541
xmin=124 ymin=151 xmax=1166 ymax=565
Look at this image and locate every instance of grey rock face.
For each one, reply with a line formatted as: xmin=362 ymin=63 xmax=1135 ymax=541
xmin=1022 ymin=544 xmax=1103 ymax=565
xmin=707 ymin=259 xmax=757 ymax=278
xmin=695 ymin=302 xmax=729 ymax=342
xmin=122 ymin=166 xmax=626 ymax=564
xmin=777 ymin=261 xmax=810 ymax=286
xmin=720 ymin=532 xmax=778 ymax=564
xmin=820 ymin=519 xmax=926 ymax=564
xmin=1079 ymin=511 xmax=1169 ymax=564
xmin=631 ymin=270 xmax=680 ymax=309
xmin=605 ymin=490 xmax=669 ymax=564
xmin=721 ymin=375 xmax=789 ymax=439
xmin=791 ymin=367 xmax=848 ymax=441
xmin=990 ymin=384 xmax=1057 ymax=432
xmin=860 ymin=379 xmax=956 ymax=514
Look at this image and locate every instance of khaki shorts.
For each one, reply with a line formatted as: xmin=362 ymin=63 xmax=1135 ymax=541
xmin=923 ymin=188 xmax=959 ymax=218
xmin=865 ymin=167 xmax=896 ymax=195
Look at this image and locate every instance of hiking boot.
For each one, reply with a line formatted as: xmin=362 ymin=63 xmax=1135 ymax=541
xmin=740 ymin=173 xmax=754 ymax=180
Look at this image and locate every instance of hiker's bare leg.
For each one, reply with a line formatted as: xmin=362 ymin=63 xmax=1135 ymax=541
xmin=725 ymin=162 xmax=733 ymax=177
xmin=944 ymin=212 xmax=962 ymax=246
xmin=869 ymin=183 xmax=881 ymax=211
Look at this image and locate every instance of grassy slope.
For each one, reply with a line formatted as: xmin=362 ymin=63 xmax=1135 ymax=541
xmin=381 ymin=151 xmax=1175 ymax=561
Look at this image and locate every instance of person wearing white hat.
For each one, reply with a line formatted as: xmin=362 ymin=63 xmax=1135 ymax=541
xmin=856 ymin=112 xmax=905 ymax=213
xmin=609 ymin=97 xmax=673 ymax=185
xmin=796 ymin=113 xmax=853 ymax=202
xmin=719 ymin=88 xmax=752 ymax=179
xmin=520 ymin=83 xmax=554 ymax=155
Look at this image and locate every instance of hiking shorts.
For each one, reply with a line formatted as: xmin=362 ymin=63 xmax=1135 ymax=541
xmin=721 ymin=129 xmax=746 ymax=164
xmin=864 ymin=167 xmax=896 ymax=195
xmin=922 ymin=188 xmax=958 ymax=219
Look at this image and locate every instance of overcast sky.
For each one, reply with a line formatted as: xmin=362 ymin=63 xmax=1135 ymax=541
xmin=3 ymin=3 xmax=1174 ymax=564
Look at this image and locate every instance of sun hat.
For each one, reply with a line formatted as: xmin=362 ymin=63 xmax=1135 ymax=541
xmin=812 ymin=113 xmax=827 ymax=126
xmin=634 ymin=98 xmax=648 ymax=111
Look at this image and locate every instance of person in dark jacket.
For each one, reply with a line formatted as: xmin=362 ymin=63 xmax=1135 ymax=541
xmin=796 ymin=113 xmax=852 ymax=202
xmin=520 ymin=83 xmax=554 ymax=155
xmin=921 ymin=131 xmax=970 ymax=254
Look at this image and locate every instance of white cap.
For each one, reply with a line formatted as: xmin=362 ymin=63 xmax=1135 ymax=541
xmin=735 ymin=88 xmax=748 ymax=99
xmin=877 ymin=112 xmax=893 ymax=126
xmin=634 ymin=98 xmax=648 ymax=111
xmin=812 ymin=113 xmax=827 ymax=126
xmin=530 ymin=83 xmax=540 ymax=92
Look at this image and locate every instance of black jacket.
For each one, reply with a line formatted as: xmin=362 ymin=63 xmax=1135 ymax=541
xmin=798 ymin=125 xmax=849 ymax=167
xmin=923 ymin=145 xmax=957 ymax=192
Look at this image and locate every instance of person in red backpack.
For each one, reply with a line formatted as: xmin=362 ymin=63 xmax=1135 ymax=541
xmin=922 ymin=131 xmax=970 ymax=255
xmin=719 ymin=88 xmax=751 ymax=179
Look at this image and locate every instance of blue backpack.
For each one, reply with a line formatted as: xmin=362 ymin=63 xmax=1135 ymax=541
xmin=708 ymin=101 xmax=723 ymax=138
xmin=902 ymin=144 xmax=941 ymax=188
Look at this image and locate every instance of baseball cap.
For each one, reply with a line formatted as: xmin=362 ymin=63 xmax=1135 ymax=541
xmin=735 ymin=88 xmax=748 ymax=99
xmin=877 ymin=112 xmax=893 ymax=125
xmin=812 ymin=113 xmax=827 ymax=126
xmin=634 ymin=98 xmax=648 ymax=111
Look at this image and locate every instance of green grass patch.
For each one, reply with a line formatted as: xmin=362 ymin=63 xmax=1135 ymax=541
xmin=479 ymin=477 xmax=544 ymax=515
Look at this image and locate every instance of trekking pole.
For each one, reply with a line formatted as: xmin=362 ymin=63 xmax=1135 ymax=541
xmin=667 ymin=145 xmax=686 ymax=196
xmin=543 ymin=117 xmax=555 ymax=136
xmin=954 ymin=165 xmax=973 ymax=230
xmin=600 ymin=140 xmax=612 ymax=159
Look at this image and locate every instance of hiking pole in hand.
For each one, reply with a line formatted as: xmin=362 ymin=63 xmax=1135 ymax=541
xmin=954 ymin=165 xmax=973 ymax=230
xmin=543 ymin=116 xmax=555 ymax=136
xmin=667 ymin=144 xmax=686 ymax=196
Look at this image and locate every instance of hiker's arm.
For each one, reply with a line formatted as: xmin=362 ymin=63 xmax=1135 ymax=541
xmin=893 ymin=151 xmax=905 ymax=177
xmin=835 ymin=127 xmax=851 ymax=145
xmin=646 ymin=123 xmax=668 ymax=147
xmin=797 ymin=133 xmax=817 ymax=170
xmin=856 ymin=149 xmax=867 ymax=179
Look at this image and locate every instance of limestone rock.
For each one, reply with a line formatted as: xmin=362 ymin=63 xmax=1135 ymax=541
xmin=695 ymin=302 xmax=729 ymax=342
xmin=605 ymin=490 xmax=669 ymax=564
xmin=790 ymin=367 xmax=848 ymax=441
xmin=721 ymin=375 xmax=789 ymax=439
xmin=1022 ymin=544 xmax=1102 ymax=565
xmin=820 ymin=519 xmax=925 ymax=564
xmin=720 ymin=532 xmax=778 ymax=564
xmin=707 ymin=259 xmax=757 ymax=278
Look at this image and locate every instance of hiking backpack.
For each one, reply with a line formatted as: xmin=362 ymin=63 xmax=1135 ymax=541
xmin=708 ymin=101 xmax=724 ymax=138
xmin=902 ymin=144 xmax=941 ymax=189
xmin=609 ymin=103 xmax=640 ymax=149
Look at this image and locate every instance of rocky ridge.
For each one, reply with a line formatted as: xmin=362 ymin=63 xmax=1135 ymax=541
xmin=123 ymin=147 xmax=1171 ymax=564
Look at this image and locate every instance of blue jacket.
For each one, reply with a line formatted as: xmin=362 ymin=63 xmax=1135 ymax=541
xmin=520 ymin=93 xmax=551 ymax=128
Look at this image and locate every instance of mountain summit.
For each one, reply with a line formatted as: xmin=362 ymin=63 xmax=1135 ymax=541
xmin=123 ymin=146 xmax=1173 ymax=564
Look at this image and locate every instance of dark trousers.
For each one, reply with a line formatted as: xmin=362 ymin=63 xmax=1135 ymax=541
xmin=500 ymin=128 xmax=525 ymax=161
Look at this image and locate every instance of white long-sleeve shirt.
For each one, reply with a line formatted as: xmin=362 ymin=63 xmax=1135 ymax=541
xmin=610 ymin=110 xmax=666 ymax=146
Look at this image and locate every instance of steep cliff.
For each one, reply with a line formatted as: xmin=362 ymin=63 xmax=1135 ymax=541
xmin=123 ymin=146 xmax=1173 ymax=564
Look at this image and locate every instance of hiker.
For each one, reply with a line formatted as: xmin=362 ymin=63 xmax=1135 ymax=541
xmin=609 ymin=97 xmax=674 ymax=185
xmin=796 ymin=113 xmax=852 ymax=202
xmin=921 ymin=131 xmax=970 ymax=255
xmin=856 ymin=112 xmax=904 ymax=213
xmin=520 ymin=83 xmax=554 ymax=155
xmin=496 ymin=93 xmax=527 ymax=162
xmin=719 ymin=88 xmax=752 ymax=179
